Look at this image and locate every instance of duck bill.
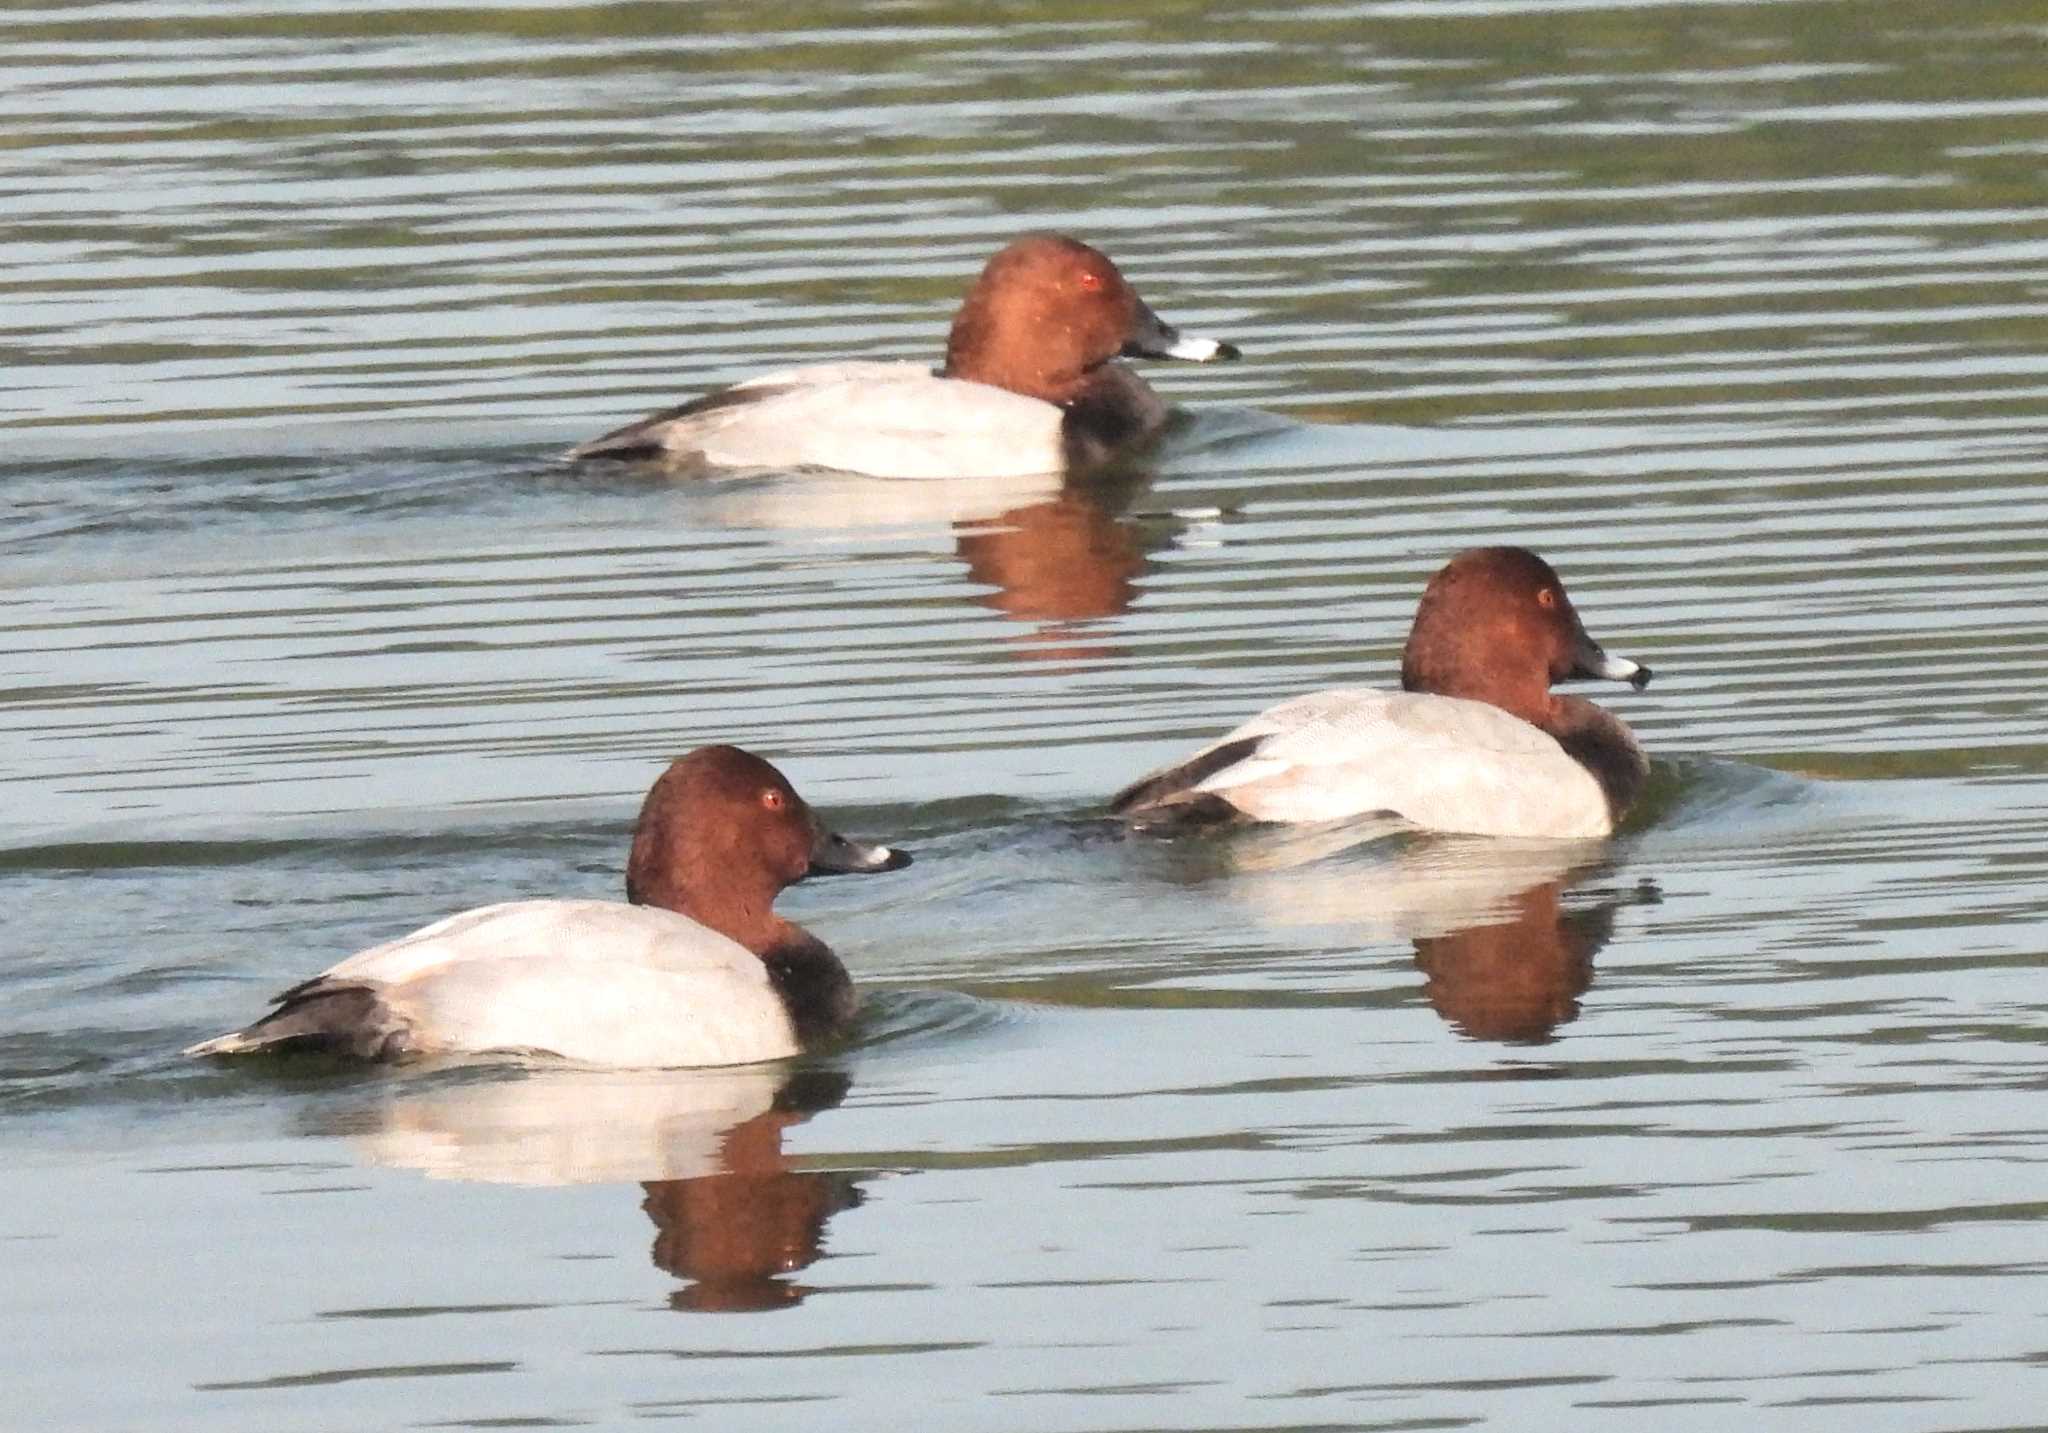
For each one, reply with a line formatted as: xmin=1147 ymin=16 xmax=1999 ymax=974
xmin=1120 ymin=299 xmax=1241 ymax=363
xmin=807 ymin=823 xmax=913 ymax=876
xmin=1567 ymin=632 xmax=1653 ymax=691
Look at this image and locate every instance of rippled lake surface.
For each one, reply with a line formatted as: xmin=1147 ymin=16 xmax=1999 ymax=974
xmin=6 ymin=1 xmax=2048 ymax=1428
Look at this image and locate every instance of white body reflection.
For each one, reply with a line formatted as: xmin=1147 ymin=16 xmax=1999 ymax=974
xmin=1182 ymin=822 xmax=1654 ymax=1043
xmin=344 ymin=1064 xmax=864 ymax=1311
xmin=1214 ymin=825 xmax=1595 ymax=935
xmin=351 ymin=1063 xmax=803 ymax=1185
xmin=670 ymin=466 xmax=1171 ymax=655
xmin=676 ymin=469 xmax=1064 ymax=533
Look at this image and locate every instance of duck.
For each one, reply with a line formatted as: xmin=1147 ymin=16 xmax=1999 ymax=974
xmin=1109 ymin=547 xmax=1654 ymax=839
xmin=185 ymin=746 xmax=909 ymax=1068
xmin=565 ymin=233 xmax=1239 ymax=478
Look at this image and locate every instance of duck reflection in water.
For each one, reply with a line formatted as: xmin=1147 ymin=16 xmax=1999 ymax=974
xmin=663 ymin=461 xmax=1172 ymax=660
xmin=1412 ymin=870 xmax=1655 ymax=1043
xmin=952 ymin=466 xmax=1159 ymax=657
xmin=339 ymin=1063 xmax=867 ymax=1312
xmin=1163 ymin=825 xmax=1658 ymax=1044
xmin=643 ymin=1069 xmax=862 ymax=1313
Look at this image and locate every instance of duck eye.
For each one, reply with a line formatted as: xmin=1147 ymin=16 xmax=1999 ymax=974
xmin=1536 ymin=588 xmax=1557 ymax=610
xmin=1075 ymin=270 xmax=1105 ymax=293
xmin=760 ymin=788 xmax=785 ymax=812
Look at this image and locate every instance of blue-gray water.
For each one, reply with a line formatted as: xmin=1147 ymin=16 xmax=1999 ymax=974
xmin=5 ymin=2 xmax=2047 ymax=1429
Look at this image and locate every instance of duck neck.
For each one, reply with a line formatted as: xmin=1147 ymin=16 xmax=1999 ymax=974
xmin=632 ymin=867 xmax=855 ymax=1044
xmin=1541 ymin=695 xmax=1649 ymax=826
xmin=943 ymin=336 xmax=1084 ymax=403
xmin=628 ymin=861 xmax=787 ymax=959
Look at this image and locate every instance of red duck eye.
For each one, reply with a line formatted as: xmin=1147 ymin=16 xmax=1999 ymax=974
xmin=1536 ymin=588 xmax=1557 ymax=610
xmin=760 ymin=788 xmax=785 ymax=811
xmin=1075 ymin=270 xmax=1105 ymax=292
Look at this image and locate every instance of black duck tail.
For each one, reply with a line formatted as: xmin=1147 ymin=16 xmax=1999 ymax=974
xmin=184 ymin=979 xmax=413 ymax=1061
xmin=1107 ymin=735 xmax=1265 ymax=819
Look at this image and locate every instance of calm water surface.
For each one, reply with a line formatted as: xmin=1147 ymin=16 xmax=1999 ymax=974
xmin=5 ymin=1 xmax=2047 ymax=1430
